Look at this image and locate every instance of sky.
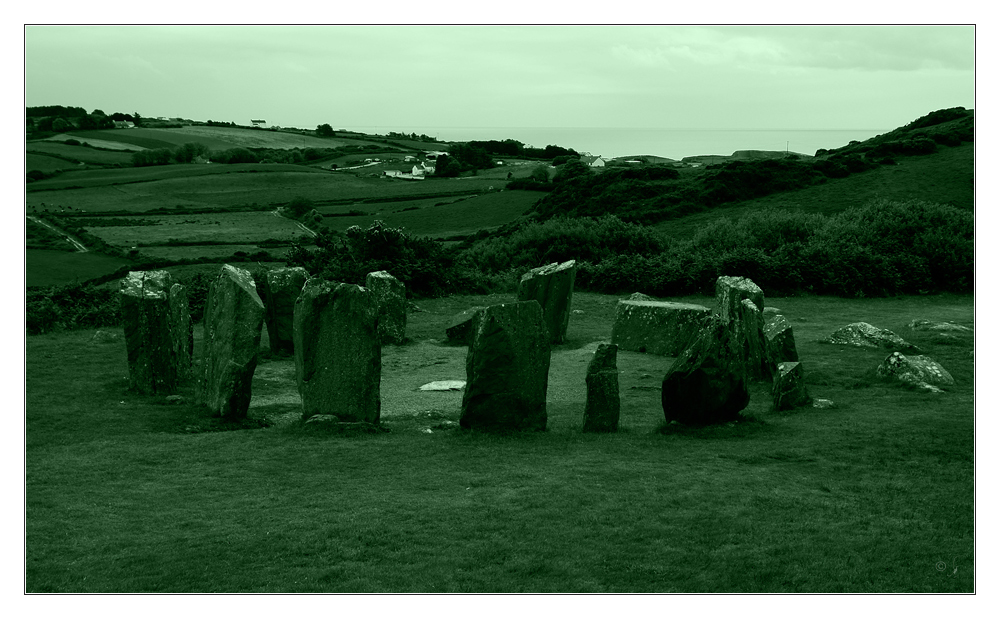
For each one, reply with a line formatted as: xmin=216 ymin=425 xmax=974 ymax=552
xmin=24 ymin=25 xmax=975 ymax=132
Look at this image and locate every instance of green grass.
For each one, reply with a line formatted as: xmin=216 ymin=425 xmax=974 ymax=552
xmin=81 ymin=212 xmax=310 ymax=247
xmin=26 ymin=249 xmax=132 ymax=287
xmin=27 ymin=141 xmax=136 ymax=166
xmin=319 ymin=191 xmax=540 ymax=238
xmin=26 ymin=218 xmax=76 ymax=251
xmin=26 ymin=291 xmax=973 ymax=592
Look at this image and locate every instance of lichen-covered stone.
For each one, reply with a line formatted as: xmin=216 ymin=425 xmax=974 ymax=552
xmin=907 ymin=319 xmax=973 ymax=333
xmin=823 ymin=322 xmax=921 ymax=353
xmin=732 ymin=298 xmax=771 ymax=381
xmin=200 ymin=265 xmax=265 ymax=419
xmin=445 ymin=306 xmax=486 ymax=345
xmin=626 ymin=292 xmax=656 ymax=302
xmin=876 ymin=352 xmax=955 ymax=391
xmin=715 ymin=276 xmax=764 ymax=324
xmin=460 ymin=301 xmax=550 ymax=432
xmin=294 ymin=280 xmax=381 ymax=423
xmin=120 ymin=270 xmax=186 ymax=395
xmin=772 ymin=361 xmax=811 ymax=411
xmin=516 ymin=260 xmax=577 ymax=344
xmin=611 ymin=300 xmax=711 ymax=356
xmin=169 ymin=283 xmax=192 ymax=378
xmin=764 ymin=314 xmax=799 ymax=367
xmin=366 ymin=270 xmax=407 ymax=345
xmin=257 ymin=267 xmax=309 ymax=355
xmin=583 ymin=343 xmax=620 ymax=433
xmin=661 ymin=319 xmax=750 ymax=426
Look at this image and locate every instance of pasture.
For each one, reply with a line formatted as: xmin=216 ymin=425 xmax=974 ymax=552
xmin=25 ymin=249 xmax=131 ymax=288
xmin=80 ymin=212 xmax=312 ymax=247
xmin=28 ymin=140 xmax=135 ymax=166
xmin=26 ymin=154 xmax=77 ymax=173
xmin=25 ymin=291 xmax=973 ymax=592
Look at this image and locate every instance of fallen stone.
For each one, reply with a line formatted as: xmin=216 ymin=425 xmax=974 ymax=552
xmin=822 ymin=322 xmax=921 ymax=353
xmin=294 ymin=280 xmax=381 ymax=424
xmin=165 ymin=394 xmax=186 ymax=405
xmin=200 ymin=264 xmax=265 ymax=419
xmin=433 ymin=420 xmax=460 ymax=430
xmin=120 ymin=270 xmax=184 ymax=395
xmin=812 ymin=398 xmax=835 ymax=409
xmin=91 ymin=330 xmax=120 ymax=344
xmin=610 ymin=299 xmax=711 ymax=356
xmin=764 ymin=314 xmax=799 ymax=366
xmin=419 ymin=380 xmax=466 ymax=391
xmin=876 ymin=352 xmax=955 ymax=390
xmin=583 ymin=343 xmax=620 ymax=433
xmin=445 ymin=306 xmax=486 ymax=345
xmin=366 ymin=270 xmax=407 ymax=345
xmin=516 ymin=260 xmax=577 ymax=344
xmin=772 ymin=361 xmax=812 ymax=411
xmin=661 ymin=319 xmax=750 ymax=426
xmin=716 ymin=276 xmax=764 ymax=324
xmin=257 ymin=266 xmax=309 ymax=355
xmin=907 ymin=319 xmax=973 ymax=333
xmin=763 ymin=307 xmax=781 ymax=316
xmin=626 ymin=292 xmax=656 ymax=302
xmin=460 ymin=301 xmax=550 ymax=432
xmin=304 ymin=414 xmax=340 ymax=424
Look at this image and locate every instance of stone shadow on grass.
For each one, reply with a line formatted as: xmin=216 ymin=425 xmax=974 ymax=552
xmin=655 ymin=414 xmax=769 ymax=439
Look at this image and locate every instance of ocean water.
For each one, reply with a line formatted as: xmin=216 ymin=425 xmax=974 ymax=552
xmin=340 ymin=126 xmax=891 ymax=160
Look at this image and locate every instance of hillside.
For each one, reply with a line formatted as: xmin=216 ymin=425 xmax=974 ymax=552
xmin=529 ymin=107 xmax=974 ymax=227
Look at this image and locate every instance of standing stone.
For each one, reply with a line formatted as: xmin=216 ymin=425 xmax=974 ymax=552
xmin=731 ymin=298 xmax=772 ymax=381
xmin=168 ymin=283 xmax=193 ymax=378
xmin=366 ymin=270 xmax=407 ymax=345
xmin=516 ymin=260 xmax=577 ymax=344
xmin=764 ymin=314 xmax=799 ymax=368
xmin=294 ymin=280 xmax=381 ymax=424
xmin=200 ymin=265 xmax=265 ymax=419
xmin=662 ymin=319 xmax=750 ymax=426
xmin=257 ymin=267 xmax=309 ymax=355
xmin=445 ymin=306 xmax=486 ymax=345
xmin=772 ymin=361 xmax=811 ymax=411
xmin=583 ymin=344 xmax=620 ymax=433
xmin=461 ymin=301 xmax=550 ymax=432
xmin=716 ymin=276 xmax=764 ymax=324
xmin=121 ymin=270 xmax=188 ymax=395
xmin=611 ymin=300 xmax=711 ymax=356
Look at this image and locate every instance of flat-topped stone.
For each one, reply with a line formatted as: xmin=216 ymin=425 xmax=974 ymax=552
xmin=517 ymin=260 xmax=577 ymax=344
xmin=611 ymin=300 xmax=711 ymax=356
xmin=120 ymin=270 xmax=189 ymax=395
xmin=876 ymin=352 xmax=955 ymax=390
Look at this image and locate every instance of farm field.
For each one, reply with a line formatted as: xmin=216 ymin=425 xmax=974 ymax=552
xmin=165 ymin=125 xmax=389 ymax=150
xmin=25 ymin=291 xmax=974 ymax=592
xmin=79 ymin=212 xmax=313 ymax=247
xmin=135 ymin=244 xmax=296 ymax=261
xmin=28 ymin=140 xmax=135 ymax=166
xmin=43 ymin=133 xmax=146 ymax=151
xmin=26 ymin=166 xmax=502 ymax=213
xmin=25 ymin=249 xmax=131 ymax=287
xmin=26 ymin=154 xmax=77 ymax=173
xmin=320 ymin=190 xmax=541 ymax=237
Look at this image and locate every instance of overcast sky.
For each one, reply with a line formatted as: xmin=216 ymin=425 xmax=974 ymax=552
xmin=25 ymin=25 xmax=974 ymax=131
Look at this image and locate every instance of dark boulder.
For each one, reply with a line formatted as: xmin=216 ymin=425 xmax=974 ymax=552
xmin=516 ymin=260 xmax=577 ymax=344
xmin=611 ymin=300 xmax=711 ymax=356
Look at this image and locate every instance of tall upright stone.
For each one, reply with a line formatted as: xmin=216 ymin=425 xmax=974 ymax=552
xmin=764 ymin=314 xmax=799 ymax=367
xmin=257 ymin=267 xmax=309 ymax=355
xmin=772 ymin=361 xmax=812 ymax=411
xmin=461 ymin=301 xmax=550 ymax=432
xmin=366 ymin=270 xmax=407 ymax=345
xmin=120 ymin=270 xmax=188 ymax=395
xmin=294 ymin=279 xmax=381 ymax=424
xmin=200 ymin=265 xmax=265 ymax=419
xmin=583 ymin=343 xmax=620 ymax=433
xmin=716 ymin=276 xmax=764 ymax=324
xmin=662 ymin=319 xmax=750 ymax=426
xmin=732 ymin=298 xmax=772 ymax=381
xmin=516 ymin=260 xmax=577 ymax=344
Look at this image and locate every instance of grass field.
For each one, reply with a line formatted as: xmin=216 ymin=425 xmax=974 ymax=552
xmin=81 ymin=212 xmax=311 ymax=247
xmin=25 ymin=291 xmax=973 ymax=592
xmin=320 ymin=191 xmax=541 ymax=238
xmin=26 ymin=153 xmax=78 ymax=173
xmin=25 ymin=249 xmax=132 ymax=287
xmin=135 ymin=245 xmax=297 ymax=261
xmin=28 ymin=141 xmax=136 ymax=166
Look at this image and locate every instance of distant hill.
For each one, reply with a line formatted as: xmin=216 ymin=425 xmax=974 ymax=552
xmin=528 ymin=107 xmax=974 ymax=227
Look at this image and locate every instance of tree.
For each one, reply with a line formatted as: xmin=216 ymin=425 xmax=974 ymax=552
xmin=287 ymin=197 xmax=315 ymax=217
xmin=530 ymin=165 xmax=550 ymax=183
xmin=553 ymin=160 xmax=593 ymax=183
xmin=174 ymin=142 xmax=209 ymax=163
xmin=316 ymin=123 xmax=335 ymax=137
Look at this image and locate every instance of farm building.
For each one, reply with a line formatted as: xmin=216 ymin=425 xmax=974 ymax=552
xmin=251 ymin=119 xmax=268 ymax=128
xmin=113 ymin=121 xmax=135 ymax=129
xmin=579 ymin=155 xmax=606 ymax=167
xmin=424 ymin=151 xmax=449 ymax=160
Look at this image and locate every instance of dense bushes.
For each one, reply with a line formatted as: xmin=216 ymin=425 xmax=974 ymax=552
xmin=26 ymin=285 xmax=121 ymax=334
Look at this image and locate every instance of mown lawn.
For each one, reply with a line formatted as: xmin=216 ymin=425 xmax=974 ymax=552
xmin=25 ymin=291 xmax=974 ymax=592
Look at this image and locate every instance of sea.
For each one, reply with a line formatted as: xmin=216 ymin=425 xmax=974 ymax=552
xmin=338 ymin=126 xmax=891 ymax=161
